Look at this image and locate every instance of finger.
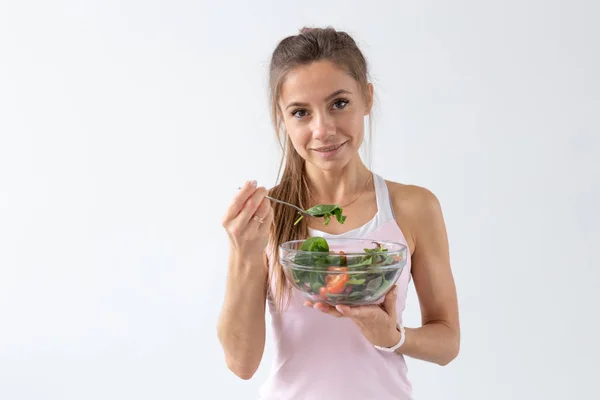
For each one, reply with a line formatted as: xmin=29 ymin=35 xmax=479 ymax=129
xmin=264 ymin=203 xmax=274 ymax=225
xmin=335 ymin=304 xmax=358 ymax=317
xmin=252 ymin=196 xmax=272 ymax=227
xmin=335 ymin=304 xmax=377 ymax=321
xmin=382 ymin=285 xmax=398 ymax=317
xmin=313 ymin=302 xmax=344 ymax=317
xmin=222 ymin=180 xmax=258 ymax=223
xmin=237 ymin=187 xmax=268 ymax=226
xmin=256 ymin=204 xmax=274 ymax=232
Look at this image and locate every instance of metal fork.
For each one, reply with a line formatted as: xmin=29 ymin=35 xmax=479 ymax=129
xmin=265 ymin=195 xmax=312 ymax=217
xmin=237 ymin=187 xmax=312 ymax=217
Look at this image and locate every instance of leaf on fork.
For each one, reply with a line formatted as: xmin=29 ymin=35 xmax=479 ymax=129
xmin=293 ymin=204 xmax=346 ymax=226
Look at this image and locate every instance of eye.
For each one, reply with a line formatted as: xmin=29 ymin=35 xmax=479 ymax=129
xmin=291 ymin=109 xmax=308 ymax=118
xmin=332 ymin=99 xmax=349 ymax=110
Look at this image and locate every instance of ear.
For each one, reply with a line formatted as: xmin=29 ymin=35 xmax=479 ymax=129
xmin=364 ymin=83 xmax=374 ymax=115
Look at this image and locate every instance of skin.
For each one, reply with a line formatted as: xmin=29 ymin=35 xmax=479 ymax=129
xmin=218 ymin=181 xmax=271 ymax=379
xmin=217 ymin=60 xmax=460 ymax=380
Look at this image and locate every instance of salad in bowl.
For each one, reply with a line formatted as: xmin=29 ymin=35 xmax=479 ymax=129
xmin=279 ymin=237 xmax=407 ymax=306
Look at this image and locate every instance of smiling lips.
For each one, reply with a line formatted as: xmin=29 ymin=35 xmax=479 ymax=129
xmin=312 ymin=142 xmax=346 ymax=152
xmin=311 ymin=141 xmax=347 ymax=159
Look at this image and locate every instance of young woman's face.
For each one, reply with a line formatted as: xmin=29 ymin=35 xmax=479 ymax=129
xmin=278 ymin=61 xmax=373 ymax=171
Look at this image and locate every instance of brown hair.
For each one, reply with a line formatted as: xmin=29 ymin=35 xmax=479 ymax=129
xmin=267 ymin=26 xmax=373 ymax=311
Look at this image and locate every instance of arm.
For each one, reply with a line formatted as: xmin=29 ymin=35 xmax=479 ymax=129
xmin=217 ymin=250 xmax=268 ymax=379
xmin=301 ymin=184 xmax=460 ymax=366
xmin=394 ymin=187 xmax=460 ymax=365
xmin=217 ymin=182 xmax=273 ymax=379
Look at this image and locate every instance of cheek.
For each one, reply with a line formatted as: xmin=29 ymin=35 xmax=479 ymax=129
xmin=286 ymin=124 xmax=311 ymax=149
xmin=340 ymin=114 xmax=364 ymax=140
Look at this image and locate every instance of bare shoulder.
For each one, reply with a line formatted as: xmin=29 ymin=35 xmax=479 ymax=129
xmin=384 ymin=180 xmax=445 ymax=253
xmin=385 ymin=180 xmax=442 ymax=217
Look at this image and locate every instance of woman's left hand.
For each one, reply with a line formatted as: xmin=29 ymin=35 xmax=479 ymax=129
xmin=304 ymin=285 xmax=402 ymax=348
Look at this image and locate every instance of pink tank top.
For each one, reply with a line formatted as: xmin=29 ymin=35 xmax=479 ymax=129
xmin=259 ymin=174 xmax=413 ymax=400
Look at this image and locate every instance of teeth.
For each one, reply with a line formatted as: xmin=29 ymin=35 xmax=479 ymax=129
xmin=318 ymin=143 xmax=342 ymax=152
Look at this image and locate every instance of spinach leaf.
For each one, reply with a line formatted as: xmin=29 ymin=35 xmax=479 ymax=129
xmin=300 ymin=236 xmax=329 ymax=252
xmin=348 ymin=291 xmax=364 ymax=300
xmin=347 ymin=255 xmax=374 ymax=269
xmin=364 ymin=242 xmax=385 ymax=253
xmin=332 ymin=207 xmax=346 ymax=224
xmin=293 ymin=237 xmax=332 ymax=271
xmin=363 ymin=242 xmax=397 ymax=265
xmin=293 ymin=204 xmax=347 ymax=226
xmin=310 ymin=281 xmax=323 ymax=292
xmin=346 ymin=278 xmax=366 ymax=285
xmin=366 ymin=275 xmax=383 ymax=292
xmin=305 ymin=204 xmax=338 ymax=216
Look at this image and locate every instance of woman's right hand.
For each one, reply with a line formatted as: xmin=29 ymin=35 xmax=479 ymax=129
xmin=222 ymin=180 xmax=273 ymax=258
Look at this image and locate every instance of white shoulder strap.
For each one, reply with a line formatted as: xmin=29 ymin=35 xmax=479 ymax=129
xmin=373 ymin=173 xmax=395 ymax=222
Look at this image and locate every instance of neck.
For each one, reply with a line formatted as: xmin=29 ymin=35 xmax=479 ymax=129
xmin=304 ymin=157 xmax=372 ymax=206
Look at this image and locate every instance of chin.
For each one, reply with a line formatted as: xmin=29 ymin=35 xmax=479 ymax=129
xmin=309 ymin=154 xmax=355 ymax=172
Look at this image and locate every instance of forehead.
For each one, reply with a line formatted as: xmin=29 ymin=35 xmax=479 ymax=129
xmin=280 ymin=61 xmax=359 ymax=104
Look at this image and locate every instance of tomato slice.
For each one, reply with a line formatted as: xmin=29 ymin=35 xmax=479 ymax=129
xmin=325 ymin=266 xmax=349 ymax=294
xmin=326 ymin=275 xmax=348 ymax=294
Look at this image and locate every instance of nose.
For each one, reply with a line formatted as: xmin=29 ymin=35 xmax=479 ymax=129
xmin=311 ymin=112 xmax=336 ymax=140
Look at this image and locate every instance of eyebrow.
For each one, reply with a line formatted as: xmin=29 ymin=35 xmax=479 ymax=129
xmin=285 ymin=89 xmax=352 ymax=110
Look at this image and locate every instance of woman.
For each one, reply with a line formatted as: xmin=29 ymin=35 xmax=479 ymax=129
xmin=217 ymin=27 xmax=460 ymax=400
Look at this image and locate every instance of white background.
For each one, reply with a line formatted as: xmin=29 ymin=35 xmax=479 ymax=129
xmin=1 ymin=1 xmax=599 ymax=399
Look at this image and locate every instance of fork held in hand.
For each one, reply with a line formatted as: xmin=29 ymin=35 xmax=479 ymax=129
xmin=237 ymin=187 xmax=311 ymax=217
xmin=265 ymin=195 xmax=312 ymax=217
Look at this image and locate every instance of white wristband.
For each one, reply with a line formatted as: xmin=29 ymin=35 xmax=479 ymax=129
xmin=373 ymin=322 xmax=405 ymax=352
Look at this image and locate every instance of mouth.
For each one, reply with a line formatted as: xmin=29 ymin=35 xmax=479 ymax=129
xmin=312 ymin=141 xmax=347 ymax=152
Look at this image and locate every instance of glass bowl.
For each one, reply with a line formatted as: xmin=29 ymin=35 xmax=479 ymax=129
xmin=280 ymin=238 xmax=408 ymax=306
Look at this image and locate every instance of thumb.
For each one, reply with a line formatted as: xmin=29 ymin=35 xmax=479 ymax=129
xmin=383 ymin=285 xmax=398 ymax=316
